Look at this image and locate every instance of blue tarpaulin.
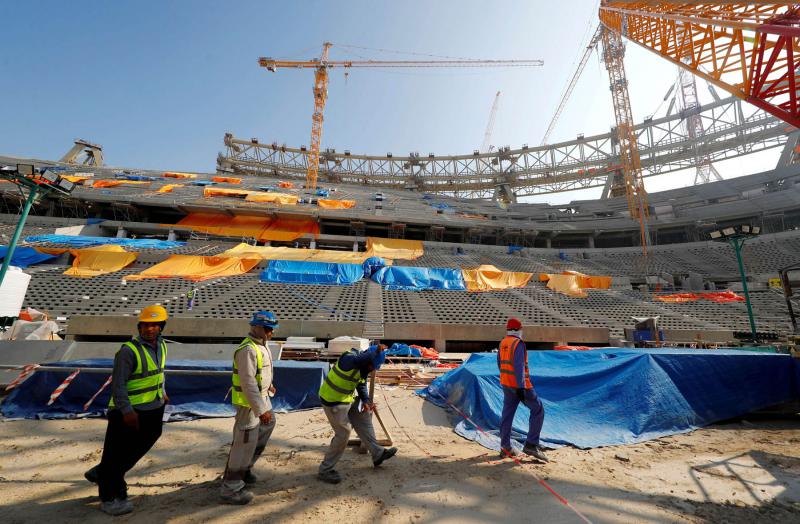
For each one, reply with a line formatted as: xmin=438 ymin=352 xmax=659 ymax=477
xmin=371 ymin=266 xmax=466 ymax=291
xmin=260 ymin=260 xmax=363 ymax=285
xmin=430 ymin=203 xmax=451 ymax=210
xmin=316 ymin=189 xmax=329 ymax=197
xmin=1 ymin=359 xmax=328 ymax=420
xmin=24 ymin=235 xmax=185 ymax=249
xmin=115 ymin=174 xmax=156 ymax=181
xmin=385 ymin=343 xmax=421 ymax=357
xmin=507 ymin=245 xmax=524 ymax=254
xmin=361 ymin=256 xmax=386 ymax=278
xmin=419 ymin=349 xmax=800 ymax=450
xmin=0 ymin=246 xmax=57 ymax=268
xmin=191 ymin=180 xmax=216 ymax=186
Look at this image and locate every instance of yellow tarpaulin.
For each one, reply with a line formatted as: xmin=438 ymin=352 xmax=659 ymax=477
xmin=317 ymin=199 xmax=356 ymax=209
xmin=366 ymin=237 xmax=424 ymax=260
xmin=545 ymin=274 xmax=588 ymax=298
xmin=157 ymin=184 xmax=184 ymax=193
xmin=562 ymin=271 xmax=612 ymax=289
xmin=126 ymin=255 xmax=260 ymax=281
xmin=63 ymin=246 xmax=137 ymax=278
xmin=61 ymin=175 xmax=93 ymax=183
xmin=163 ymin=172 xmax=197 ymax=179
xmin=212 ymin=176 xmax=242 ymax=184
xmin=176 ymin=213 xmax=317 ymax=241
xmin=219 ymin=243 xmax=389 ymax=264
xmin=462 ymin=264 xmax=533 ymax=292
xmin=91 ymin=180 xmax=152 ymax=188
xmin=203 ymin=187 xmax=252 ymax=198
xmin=245 ymin=192 xmax=299 ymax=205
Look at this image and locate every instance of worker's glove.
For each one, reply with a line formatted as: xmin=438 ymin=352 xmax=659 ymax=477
xmin=259 ymin=411 xmax=273 ymax=425
xmin=515 ymin=388 xmax=525 ymax=402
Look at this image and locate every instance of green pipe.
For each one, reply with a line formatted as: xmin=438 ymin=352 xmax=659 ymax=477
xmin=0 ymin=185 xmax=39 ymax=288
xmin=732 ymin=237 xmax=758 ymax=342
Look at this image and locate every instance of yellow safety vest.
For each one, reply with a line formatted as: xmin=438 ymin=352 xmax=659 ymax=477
xmin=109 ymin=339 xmax=167 ymax=408
xmin=231 ymin=337 xmax=264 ymax=408
xmin=318 ymin=350 xmax=364 ymax=404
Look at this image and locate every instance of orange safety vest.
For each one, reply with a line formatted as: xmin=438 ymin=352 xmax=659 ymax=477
xmin=498 ymin=336 xmax=532 ymax=389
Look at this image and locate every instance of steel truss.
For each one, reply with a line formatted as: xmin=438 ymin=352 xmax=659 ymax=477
xmin=218 ymin=96 xmax=789 ymax=198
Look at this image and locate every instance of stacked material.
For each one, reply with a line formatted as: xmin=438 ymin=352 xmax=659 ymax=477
xmin=376 ymin=365 xmax=445 ymax=389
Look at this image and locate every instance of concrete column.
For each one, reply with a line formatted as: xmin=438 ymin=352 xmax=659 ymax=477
xmin=587 ymin=236 xmax=595 ymax=248
xmin=434 ymin=338 xmax=447 ymax=352
xmin=545 ymin=237 xmax=552 ymax=249
xmin=116 ymin=228 xmax=127 ymax=239
xmin=167 ymin=230 xmax=176 ymax=242
xmin=353 ymin=241 xmax=359 ymax=252
xmin=310 ymin=240 xmax=316 ymax=249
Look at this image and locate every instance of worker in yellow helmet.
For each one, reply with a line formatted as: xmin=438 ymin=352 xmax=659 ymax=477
xmin=83 ymin=305 xmax=170 ymax=516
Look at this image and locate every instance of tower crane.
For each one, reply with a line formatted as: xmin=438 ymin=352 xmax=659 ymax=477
xmin=480 ymin=91 xmax=501 ymax=153
xmin=259 ymin=43 xmax=544 ymax=190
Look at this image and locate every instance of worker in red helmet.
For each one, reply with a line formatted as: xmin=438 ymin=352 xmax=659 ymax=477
xmin=497 ymin=317 xmax=548 ymax=461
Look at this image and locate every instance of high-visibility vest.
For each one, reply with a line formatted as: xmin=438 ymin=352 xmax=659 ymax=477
xmin=498 ymin=336 xmax=532 ymax=389
xmin=109 ymin=339 xmax=167 ymax=408
xmin=231 ymin=337 xmax=264 ymax=408
xmin=318 ymin=350 xmax=364 ymax=404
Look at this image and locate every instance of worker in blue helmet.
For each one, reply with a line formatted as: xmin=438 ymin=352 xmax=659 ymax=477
xmin=317 ymin=343 xmax=398 ymax=484
xmin=220 ymin=311 xmax=279 ymax=505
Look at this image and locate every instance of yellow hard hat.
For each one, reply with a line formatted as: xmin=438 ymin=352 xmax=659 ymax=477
xmin=139 ymin=305 xmax=168 ymax=323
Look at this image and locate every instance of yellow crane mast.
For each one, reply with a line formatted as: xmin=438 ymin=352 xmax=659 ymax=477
xmin=259 ymin=43 xmax=544 ymax=191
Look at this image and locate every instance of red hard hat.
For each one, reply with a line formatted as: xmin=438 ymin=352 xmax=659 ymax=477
xmin=506 ymin=317 xmax=522 ymax=330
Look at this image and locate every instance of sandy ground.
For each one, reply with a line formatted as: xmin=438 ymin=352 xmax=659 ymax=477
xmin=1 ymin=387 xmax=799 ymax=524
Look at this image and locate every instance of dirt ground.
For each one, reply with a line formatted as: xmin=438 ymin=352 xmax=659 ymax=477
xmin=1 ymin=387 xmax=799 ymax=523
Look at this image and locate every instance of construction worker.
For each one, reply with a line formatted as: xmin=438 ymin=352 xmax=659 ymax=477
xmin=497 ymin=317 xmax=549 ymax=462
xmin=84 ymin=305 xmax=170 ymax=516
xmin=317 ymin=344 xmax=397 ymax=484
xmin=220 ymin=311 xmax=279 ymax=505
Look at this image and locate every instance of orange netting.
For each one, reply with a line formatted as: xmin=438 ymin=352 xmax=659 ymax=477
xmin=700 ymin=291 xmax=745 ymax=303
xmin=212 ymin=176 xmax=242 ymax=184
xmin=261 ymin=217 xmax=319 ymax=241
xmin=655 ymin=293 xmax=700 ymax=303
xmin=125 ymin=254 xmax=260 ymax=281
xmin=176 ymin=213 xmax=318 ymax=241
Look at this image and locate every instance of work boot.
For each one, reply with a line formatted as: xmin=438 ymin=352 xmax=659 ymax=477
xmin=317 ymin=469 xmax=342 ymax=484
xmin=244 ymin=470 xmax=258 ymax=485
xmin=100 ymin=498 xmax=134 ymax=516
xmin=220 ymin=489 xmax=254 ymax=505
xmin=522 ymin=442 xmax=549 ymax=463
xmin=373 ymin=447 xmax=398 ymax=467
xmin=498 ymin=447 xmax=518 ymax=459
xmin=84 ymin=465 xmax=99 ymax=484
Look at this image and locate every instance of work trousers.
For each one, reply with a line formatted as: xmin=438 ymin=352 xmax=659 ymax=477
xmin=221 ymin=409 xmax=276 ymax=496
xmin=97 ymin=405 xmax=165 ymax=502
xmin=319 ymin=401 xmax=382 ymax=473
xmin=499 ymin=386 xmax=544 ymax=450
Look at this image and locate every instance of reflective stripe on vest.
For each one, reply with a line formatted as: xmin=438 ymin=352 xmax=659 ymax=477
xmin=498 ymin=336 xmax=532 ymax=389
xmin=318 ymin=351 xmax=363 ymax=404
xmin=231 ymin=337 xmax=264 ymax=408
xmin=109 ymin=339 xmax=167 ymax=408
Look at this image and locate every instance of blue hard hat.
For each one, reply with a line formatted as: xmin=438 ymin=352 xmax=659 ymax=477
xmin=367 ymin=344 xmax=386 ymax=371
xmin=250 ymin=310 xmax=279 ymax=329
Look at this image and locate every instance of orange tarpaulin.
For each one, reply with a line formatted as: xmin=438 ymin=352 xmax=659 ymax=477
xmin=317 ymin=199 xmax=356 ymax=209
xmin=278 ymin=181 xmax=295 ymax=189
xmin=34 ymin=247 xmax=69 ymax=256
xmin=61 ymin=175 xmax=93 ymax=183
xmin=562 ymin=271 xmax=612 ymax=289
xmin=245 ymin=192 xmax=299 ymax=205
xmin=700 ymin=291 xmax=745 ymax=303
xmin=163 ymin=172 xmax=197 ymax=179
xmin=157 ymin=184 xmax=184 ymax=193
xmin=212 ymin=176 xmax=242 ymax=184
xmin=203 ymin=187 xmax=252 ymax=198
xmin=63 ymin=245 xmax=137 ymax=278
xmin=91 ymin=180 xmax=152 ymax=188
xmin=176 ymin=213 xmax=318 ymax=241
xmin=219 ymin=243 xmax=386 ymax=264
xmin=462 ymin=264 xmax=533 ymax=292
xmin=366 ymin=237 xmax=424 ymax=260
xmin=261 ymin=217 xmax=319 ymax=241
xmin=125 ymin=254 xmax=260 ymax=282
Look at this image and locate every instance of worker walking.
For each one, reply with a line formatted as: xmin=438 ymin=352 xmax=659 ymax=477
xmin=84 ymin=305 xmax=170 ymax=516
xmin=317 ymin=344 xmax=397 ymax=484
xmin=497 ymin=318 xmax=549 ymax=461
xmin=220 ymin=311 xmax=279 ymax=505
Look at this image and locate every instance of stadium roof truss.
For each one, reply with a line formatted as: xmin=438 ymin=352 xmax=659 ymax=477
xmin=219 ymin=96 xmax=790 ymax=199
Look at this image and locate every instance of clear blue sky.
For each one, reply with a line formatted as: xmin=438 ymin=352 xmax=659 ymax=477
xmin=0 ymin=1 xmax=779 ymax=203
